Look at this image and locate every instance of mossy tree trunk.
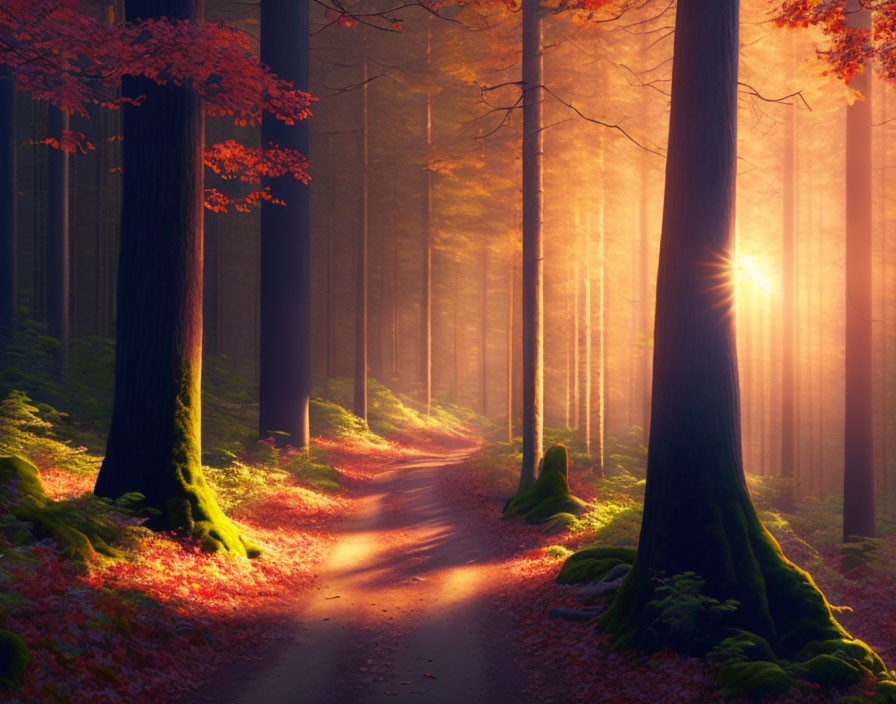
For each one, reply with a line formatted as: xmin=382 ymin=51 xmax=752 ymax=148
xmin=519 ymin=0 xmax=544 ymax=490
xmin=95 ymin=0 xmax=255 ymax=557
xmin=258 ymin=0 xmax=311 ymax=449
xmin=0 ymin=72 xmax=15 ymax=349
xmin=602 ymin=0 xmax=854 ymax=656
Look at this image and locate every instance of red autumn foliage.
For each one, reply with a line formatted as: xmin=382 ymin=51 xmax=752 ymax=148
xmin=1 ymin=0 xmax=314 ymax=211
xmin=775 ymin=0 xmax=896 ymax=82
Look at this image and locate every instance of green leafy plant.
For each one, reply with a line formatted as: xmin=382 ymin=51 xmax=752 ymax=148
xmin=644 ymin=571 xmax=740 ymax=655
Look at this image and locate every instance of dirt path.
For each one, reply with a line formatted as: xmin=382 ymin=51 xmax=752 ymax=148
xmin=199 ymin=448 xmax=531 ymax=704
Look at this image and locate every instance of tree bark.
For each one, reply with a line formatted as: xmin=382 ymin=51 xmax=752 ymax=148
xmin=354 ymin=33 xmax=369 ymax=421
xmin=481 ymin=239 xmax=488 ymax=416
xmin=421 ymin=23 xmax=433 ymax=415
xmin=602 ymin=0 xmax=857 ymax=656
xmin=842 ymin=1 xmax=875 ymax=540
xmin=96 ymin=0 xmax=254 ymax=557
xmin=579 ymin=213 xmax=592 ymax=456
xmin=519 ymin=0 xmax=544 ymax=489
xmin=0 ymin=73 xmax=15 ymax=347
xmin=47 ymin=107 xmax=70 ymax=378
xmin=779 ymin=86 xmax=796 ymax=511
xmin=258 ymin=0 xmax=311 ymax=449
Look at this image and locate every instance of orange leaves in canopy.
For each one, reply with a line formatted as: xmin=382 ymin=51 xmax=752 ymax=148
xmin=205 ymin=140 xmax=310 ymax=185
xmin=775 ymin=0 xmax=896 ymax=82
xmin=203 ymin=140 xmax=310 ymax=213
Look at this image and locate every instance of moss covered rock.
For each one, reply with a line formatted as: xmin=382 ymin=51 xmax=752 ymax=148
xmin=1 ymin=455 xmax=124 ymax=561
xmin=557 ymin=546 xmax=636 ymax=585
xmin=873 ymin=680 xmax=896 ymax=704
xmin=504 ymin=445 xmax=586 ymax=524
xmin=718 ymin=660 xmax=794 ymax=700
xmin=788 ymin=654 xmax=862 ymax=690
xmin=0 ymin=455 xmax=45 ymax=503
xmin=0 ymin=630 xmax=28 ymax=690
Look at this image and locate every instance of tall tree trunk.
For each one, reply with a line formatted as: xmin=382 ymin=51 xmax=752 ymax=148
xmin=571 ymin=245 xmax=580 ymax=429
xmin=519 ymin=0 xmax=544 ymax=489
xmin=258 ymin=0 xmax=311 ymax=448
xmin=452 ymin=257 xmax=459 ymax=403
xmin=421 ymin=23 xmax=433 ymax=415
xmin=779 ymin=90 xmax=797 ymax=511
xmin=96 ymin=0 xmax=254 ymax=557
xmin=602 ymin=0 xmax=864 ymax=658
xmin=843 ymin=0 xmax=874 ymax=540
xmin=354 ymin=33 xmax=369 ymax=421
xmin=593 ymin=146 xmax=606 ymax=476
xmin=0 ymin=73 xmax=15 ymax=347
xmin=325 ymin=105 xmax=336 ymax=398
xmin=579 ymin=213 xmax=592 ymax=455
xmin=638 ymin=123 xmax=650 ymax=441
xmin=480 ymin=240 xmax=488 ymax=416
xmin=47 ymin=107 xmax=70 ymax=378
xmin=507 ymin=247 xmax=515 ymax=444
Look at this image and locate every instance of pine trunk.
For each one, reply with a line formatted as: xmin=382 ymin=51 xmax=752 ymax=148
xmin=354 ymin=37 xmax=369 ymax=421
xmin=0 ymin=73 xmax=15 ymax=346
xmin=519 ymin=0 xmax=544 ymax=489
xmin=258 ymin=0 xmax=311 ymax=448
xmin=842 ymin=1 xmax=875 ymax=540
xmin=96 ymin=0 xmax=254 ymax=557
xmin=47 ymin=107 xmax=70 ymax=378
xmin=602 ymin=0 xmax=855 ymax=656
xmin=421 ymin=25 xmax=433 ymax=415
xmin=780 ymin=92 xmax=796 ymax=511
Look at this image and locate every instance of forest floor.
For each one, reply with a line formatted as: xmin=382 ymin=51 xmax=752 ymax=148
xmin=5 ymin=387 xmax=896 ymax=703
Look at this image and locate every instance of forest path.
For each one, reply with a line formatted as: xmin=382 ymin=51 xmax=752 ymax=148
xmin=202 ymin=447 xmax=529 ymax=704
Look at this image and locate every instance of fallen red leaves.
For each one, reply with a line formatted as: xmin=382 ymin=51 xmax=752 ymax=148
xmin=3 ymin=436 xmax=416 ymax=703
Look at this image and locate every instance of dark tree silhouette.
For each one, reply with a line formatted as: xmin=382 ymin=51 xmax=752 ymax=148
xmin=258 ymin=0 xmax=312 ymax=449
xmin=0 ymin=73 xmax=15 ymax=347
xmin=47 ymin=106 xmax=69 ymax=378
xmin=602 ymin=0 xmax=880 ymax=670
xmin=95 ymin=0 xmax=255 ymax=557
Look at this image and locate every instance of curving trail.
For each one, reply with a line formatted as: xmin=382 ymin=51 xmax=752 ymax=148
xmin=198 ymin=448 xmax=531 ymax=704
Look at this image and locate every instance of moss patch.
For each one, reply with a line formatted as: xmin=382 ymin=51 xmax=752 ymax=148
xmin=0 ymin=455 xmax=125 ymax=561
xmin=717 ymin=660 xmax=794 ymax=700
xmin=504 ymin=445 xmax=586 ymax=524
xmin=0 ymin=629 xmax=29 ymax=690
xmin=557 ymin=546 xmax=636 ymax=585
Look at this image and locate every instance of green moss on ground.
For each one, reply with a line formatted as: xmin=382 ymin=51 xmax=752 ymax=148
xmin=504 ymin=445 xmax=586 ymax=525
xmin=0 ymin=630 xmax=28 ymax=690
xmin=717 ymin=660 xmax=794 ymax=700
xmin=0 ymin=455 xmax=127 ymax=561
xmin=556 ymin=546 xmax=636 ymax=585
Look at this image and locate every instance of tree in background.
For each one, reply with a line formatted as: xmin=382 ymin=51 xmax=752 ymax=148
xmin=0 ymin=72 xmax=14 ymax=349
xmin=258 ymin=0 xmax=312 ymax=449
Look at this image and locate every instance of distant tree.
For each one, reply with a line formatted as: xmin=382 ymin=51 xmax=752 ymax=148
xmin=355 ymin=30 xmax=370 ymax=421
xmin=0 ymin=72 xmax=15 ymax=349
xmin=842 ymin=1 xmax=874 ymax=540
xmin=602 ymin=0 xmax=878 ymax=667
xmin=46 ymin=106 xmax=69 ymax=379
xmin=258 ymin=0 xmax=312 ymax=449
